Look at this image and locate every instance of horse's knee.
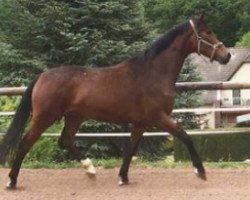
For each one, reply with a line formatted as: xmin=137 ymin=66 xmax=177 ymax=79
xmin=176 ymin=131 xmax=193 ymax=145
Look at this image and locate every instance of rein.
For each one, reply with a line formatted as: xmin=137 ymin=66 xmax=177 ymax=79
xmin=189 ymin=20 xmax=223 ymax=62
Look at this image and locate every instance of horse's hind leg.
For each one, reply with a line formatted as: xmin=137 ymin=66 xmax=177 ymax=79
xmin=7 ymin=116 xmax=56 ymax=189
xmin=158 ymin=113 xmax=206 ymax=180
xmin=58 ymin=115 xmax=96 ymax=176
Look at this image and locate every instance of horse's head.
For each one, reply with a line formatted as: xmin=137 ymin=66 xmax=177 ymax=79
xmin=189 ymin=15 xmax=231 ymax=64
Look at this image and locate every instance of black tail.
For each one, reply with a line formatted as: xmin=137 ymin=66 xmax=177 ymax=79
xmin=0 ymin=77 xmax=39 ymax=165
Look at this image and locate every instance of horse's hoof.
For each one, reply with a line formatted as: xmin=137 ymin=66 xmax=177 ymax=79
xmin=81 ymin=158 xmax=96 ymax=177
xmin=86 ymin=171 xmax=96 ymax=180
xmin=194 ymin=168 xmax=207 ymax=181
xmin=118 ymin=180 xmax=129 ymax=186
xmin=86 ymin=167 xmax=96 ymax=176
xmin=6 ymin=181 xmax=16 ymax=190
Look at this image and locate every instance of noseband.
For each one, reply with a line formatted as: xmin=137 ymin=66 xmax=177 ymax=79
xmin=189 ymin=20 xmax=223 ymax=62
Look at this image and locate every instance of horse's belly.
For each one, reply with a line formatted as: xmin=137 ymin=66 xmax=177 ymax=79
xmin=85 ymin=104 xmax=144 ymax=124
xmin=84 ymin=100 xmax=169 ymax=125
xmin=70 ymin=86 xmax=175 ymax=124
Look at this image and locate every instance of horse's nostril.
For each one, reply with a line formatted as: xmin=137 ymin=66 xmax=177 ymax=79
xmin=228 ymin=53 xmax=231 ymax=60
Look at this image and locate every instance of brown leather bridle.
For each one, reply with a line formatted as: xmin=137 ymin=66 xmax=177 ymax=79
xmin=189 ymin=20 xmax=223 ymax=62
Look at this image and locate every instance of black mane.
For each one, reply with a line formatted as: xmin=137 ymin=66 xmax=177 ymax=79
xmin=131 ymin=22 xmax=190 ymax=63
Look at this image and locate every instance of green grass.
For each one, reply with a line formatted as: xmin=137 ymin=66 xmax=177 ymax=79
xmin=93 ymin=158 xmax=121 ymax=169
xmin=22 ymin=160 xmax=80 ymax=169
xmin=19 ymin=158 xmax=122 ymax=169
xmin=137 ymin=156 xmax=250 ymax=169
xmin=204 ymin=161 xmax=250 ymax=169
xmin=8 ymin=156 xmax=249 ymax=170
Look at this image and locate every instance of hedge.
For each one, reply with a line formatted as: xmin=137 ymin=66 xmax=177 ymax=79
xmin=22 ymin=135 xmax=171 ymax=164
xmin=174 ymin=131 xmax=250 ymax=162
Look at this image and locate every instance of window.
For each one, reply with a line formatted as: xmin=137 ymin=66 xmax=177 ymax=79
xmin=232 ymin=89 xmax=241 ymax=105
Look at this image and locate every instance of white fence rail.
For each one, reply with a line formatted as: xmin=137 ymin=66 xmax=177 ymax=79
xmin=1 ymin=83 xmax=250 ymax=137
xmin=1 ymin=81 xmax=250 ymax=96
xmin=1 ymin=107 xmax=250 ymax=117
xmin=1 ymin=129 xmax=250 ymax=137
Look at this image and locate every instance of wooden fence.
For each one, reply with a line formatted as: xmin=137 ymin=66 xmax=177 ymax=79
xmin=1 ymin=81 xmax=250 ymax=96
xmin=0 ymin=81 xmax=250 ymax=137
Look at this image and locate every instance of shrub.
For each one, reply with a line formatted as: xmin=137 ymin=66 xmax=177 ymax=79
xmin=174 ymin=131 xmax=250 ymax=162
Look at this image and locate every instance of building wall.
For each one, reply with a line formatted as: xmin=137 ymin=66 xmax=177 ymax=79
xmin=221 ymin=111 xmax=249 ymax=127
xmin=221 ymin=63 xmax=250 ymax=107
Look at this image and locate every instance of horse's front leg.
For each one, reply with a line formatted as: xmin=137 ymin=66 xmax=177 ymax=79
xmin=118 ymin=126 xmax=144 ymax=185
xmin=58 ymin=116 xmax=96 ymax=177
xmin=158 ymin=113 xmax=206 ymax=180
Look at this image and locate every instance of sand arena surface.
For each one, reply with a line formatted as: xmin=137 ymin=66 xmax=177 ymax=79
xmin=1 ymin=167 xmax=250 ymax=200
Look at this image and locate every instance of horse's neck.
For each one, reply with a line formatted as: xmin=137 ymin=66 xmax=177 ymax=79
xmin=155 ymin=52 xmax=186 ymax=82
xmin=150 ymin=32 xmax=193 ymax=85
xmin=127 ymin=32 xmax=193 ymax=89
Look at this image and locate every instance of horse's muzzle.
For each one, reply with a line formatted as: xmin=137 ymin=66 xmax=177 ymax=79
xmin=218 ymin=52 xmax=231 ymax=65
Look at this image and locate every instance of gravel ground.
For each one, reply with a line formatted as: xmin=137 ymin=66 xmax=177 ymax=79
xmin=1 ymin=167 xmax=250 ymax=200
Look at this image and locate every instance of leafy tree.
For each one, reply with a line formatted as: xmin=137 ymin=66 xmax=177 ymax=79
xmin=144 ymin=0 xmax=250 ymax=47
xmin=0 ymin=0 xmax=44 ymax=85
xmin=236 ymin=32 xmax=250 ymax=48
xmin=174 ymin=58 xmax=202 ymax=129
xmin=0 ymin=0 xmax=152 ymax=85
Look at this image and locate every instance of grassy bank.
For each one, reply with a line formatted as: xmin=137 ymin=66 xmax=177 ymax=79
xmin=6 ymin=156 xmax=248 ymax=170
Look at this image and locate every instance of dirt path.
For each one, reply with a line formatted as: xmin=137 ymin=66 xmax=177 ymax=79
xmin=1 ymin=167 xmax=250 ymax=200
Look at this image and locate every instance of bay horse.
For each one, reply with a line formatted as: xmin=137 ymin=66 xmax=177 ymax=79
xmin=0 ymin=15 xmax=231 ymax=189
